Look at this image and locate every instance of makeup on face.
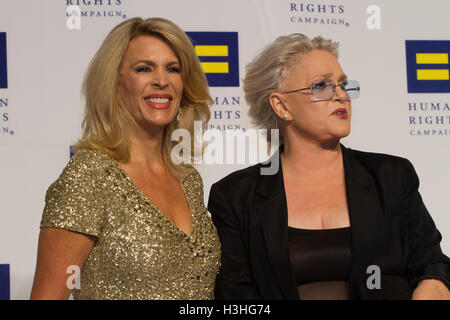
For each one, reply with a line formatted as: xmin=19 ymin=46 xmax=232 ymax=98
xmin=118 ymin=35 xmax=184 ymax=127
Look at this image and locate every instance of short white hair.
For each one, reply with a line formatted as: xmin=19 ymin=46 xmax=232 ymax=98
xmin=243 ymin=33 xmax=339 ymax=140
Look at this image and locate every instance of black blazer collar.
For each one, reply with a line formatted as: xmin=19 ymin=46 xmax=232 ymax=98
xmin=342 ymin=146 xmax=387 ymax=298
xmin=341 ymin=144 xmax=374 ymax=189
xmin=255 ymin=144 xmax=298 ymax=299
xmin=255 ymin=144 xmax=285 ymax=199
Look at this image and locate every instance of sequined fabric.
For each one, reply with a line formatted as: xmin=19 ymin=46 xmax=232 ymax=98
xmin=41 ymin=148 xmax=221 ymax=300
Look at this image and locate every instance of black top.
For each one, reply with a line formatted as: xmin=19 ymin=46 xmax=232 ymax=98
xmin=287 ymin=226 xmax=351 ymax=285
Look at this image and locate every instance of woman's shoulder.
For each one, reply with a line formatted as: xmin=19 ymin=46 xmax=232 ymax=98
xmin=344 ymin=146 xmax=414 ymax=170
xmin=61 ymin=147 xmax=115 ymax=177
xmin=182 ymin=166 xmax=207 ymax=191
xmin=181 ymin=167 xmax=209 ymax=204
xmin=343 ymin=146 xmax=417 ymax=184
xmin=69 ymin=147 xmax=114 ymax=168
xmin=210 ymin=162 xmax=264 ymax=193
xmin=42 ymin=147 xmax=114 ymax=236
xmin=49 ymin=147 xmax=117 ymax=193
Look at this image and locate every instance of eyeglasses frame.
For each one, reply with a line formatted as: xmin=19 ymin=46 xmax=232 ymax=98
xmin=280 ymin=79 xmax=360 ymax=100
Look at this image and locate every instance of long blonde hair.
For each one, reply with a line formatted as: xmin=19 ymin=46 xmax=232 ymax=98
xmin=76 ymin=17 xmax=211 ymax=178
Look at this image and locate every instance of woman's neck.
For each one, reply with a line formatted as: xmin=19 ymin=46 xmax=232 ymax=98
xmin=124 ymin=126 xmax=166 ymax=171
xmin=281 ymin=137 xmax=343 ymax=176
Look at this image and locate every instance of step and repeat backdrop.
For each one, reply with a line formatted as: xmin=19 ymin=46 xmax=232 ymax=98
xmin=1 ymin=0 xmax=450 ymax=299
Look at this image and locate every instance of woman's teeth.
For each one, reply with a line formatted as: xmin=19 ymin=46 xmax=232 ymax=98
xmin=145 ymin=98 xmax=170 ymax=103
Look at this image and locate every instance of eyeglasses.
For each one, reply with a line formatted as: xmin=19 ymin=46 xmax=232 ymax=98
xmin=281 ymin=79 xmax=360 ymax=101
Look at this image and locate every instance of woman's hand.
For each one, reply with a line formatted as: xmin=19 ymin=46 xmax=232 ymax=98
xmin=412 ymin=279 xmax=450 ymax=300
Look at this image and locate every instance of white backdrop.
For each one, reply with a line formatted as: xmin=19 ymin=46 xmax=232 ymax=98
xmin=0 ymin=0 xmax=449 ymax=300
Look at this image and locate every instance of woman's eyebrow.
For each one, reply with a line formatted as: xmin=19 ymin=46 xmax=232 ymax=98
xmin=314 ymin=72 xmax=333 ymax=79
xmin=338 ymin=74 xmax=348 ymax=82
xmin=166 ymin=61 xmax=181 ymax=67
xmin=312 ymin=73 xmax=348 ymax=81
xmin=131 ymin=60 xmax=180 ymax=67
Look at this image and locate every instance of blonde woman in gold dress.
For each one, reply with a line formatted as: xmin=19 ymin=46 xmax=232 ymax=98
xmin=30 ymin=17 xmax=220 ymax=300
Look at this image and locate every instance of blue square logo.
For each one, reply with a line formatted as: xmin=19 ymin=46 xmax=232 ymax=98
xmin=0 ymin=264 xmax=10 ymax=300
xmin=405 ymin=40 xmax=450 ymax=93
xmin=186 ymin=32 xmax=239 ymax=87
xmin=0 ymin=33 xmax=7 ymax=89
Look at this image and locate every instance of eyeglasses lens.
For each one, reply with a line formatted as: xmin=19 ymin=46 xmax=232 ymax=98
xmin=311 ymin=80 xmax=360 ymax=100
xmin=343 ymin=80 xmax=360 ymax=99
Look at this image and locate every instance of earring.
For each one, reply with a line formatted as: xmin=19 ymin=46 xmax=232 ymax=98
xmin=176 ymin=108 xmax=183 ymax=122
xmin=283 ymin=114 xmax=289 ymax=119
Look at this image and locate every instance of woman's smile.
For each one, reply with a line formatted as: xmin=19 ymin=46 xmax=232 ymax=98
xmin=144 ymin=94 xmax=173 ymax=109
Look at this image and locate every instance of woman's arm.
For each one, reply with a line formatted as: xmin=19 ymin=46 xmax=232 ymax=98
xmin=30 ymin=228 xmax=95 ymax=300
xmin=412 ymin=279 xmax=450 ymax=300
xmin=402 ymin=160 xmax=450 ymax=299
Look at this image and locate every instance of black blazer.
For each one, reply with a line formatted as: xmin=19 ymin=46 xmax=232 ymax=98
xmin=208 ymin=145 xmax=450 ymax=300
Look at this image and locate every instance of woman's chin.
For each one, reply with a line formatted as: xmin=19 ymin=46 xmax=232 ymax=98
xmin=331 ymin=125 xmax=351 ymax=139
xmin=135 ymin=117 xmax=176 ymax=132
xmin=319 ymin=130 xmax=351 ymax=146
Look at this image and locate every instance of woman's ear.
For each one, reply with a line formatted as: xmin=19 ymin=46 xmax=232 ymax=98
xmin=269 ymin=92 xmax=292 ymax=121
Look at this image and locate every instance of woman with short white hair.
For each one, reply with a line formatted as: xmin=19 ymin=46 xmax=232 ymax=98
xmin=208 ymin=33 xmax=450 ymax=300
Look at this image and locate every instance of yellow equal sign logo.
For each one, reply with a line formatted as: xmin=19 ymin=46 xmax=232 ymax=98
xmin=416 ymin=53 xmax=449 ymax=80
xmin=195 ymin=45 xmax=229 ymax=73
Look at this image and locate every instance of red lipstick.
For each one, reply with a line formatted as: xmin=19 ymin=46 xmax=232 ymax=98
xmin=331 ymin=108 xmax=348 ymax=119
xmin=144 ymin=94 xmax=173 ymax=109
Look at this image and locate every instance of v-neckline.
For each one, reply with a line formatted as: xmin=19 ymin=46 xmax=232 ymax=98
xmin=113 ymin=160 xmax=195 ymax=238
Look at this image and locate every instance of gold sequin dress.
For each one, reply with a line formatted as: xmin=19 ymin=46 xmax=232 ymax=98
xmin=41 ymin=148 xmax=221 ymax=300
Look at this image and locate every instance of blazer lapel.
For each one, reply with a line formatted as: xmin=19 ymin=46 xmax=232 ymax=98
xmin=342 ymin=145 xmax=388 ymax=299
xmin=256 ymin=151 xmax=299 ymax=300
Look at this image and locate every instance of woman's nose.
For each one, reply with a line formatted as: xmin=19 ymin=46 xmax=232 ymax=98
xmin=333 ymin=84 xmax=350 ymax=101
xmin=151 ymin=69 xmax=169 ymax=88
